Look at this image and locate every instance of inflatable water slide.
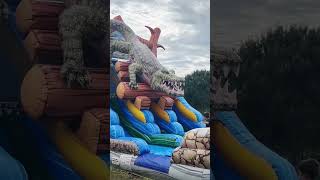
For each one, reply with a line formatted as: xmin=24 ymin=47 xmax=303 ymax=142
xmin=109 ymin=16 xmax=211 ymax=179
xmin=212 ymin=48 xmax=298 ymax=180
xmin=2 ymin=0 xmax=110 ymax=179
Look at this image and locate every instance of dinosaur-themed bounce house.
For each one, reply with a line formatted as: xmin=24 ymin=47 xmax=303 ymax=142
xmin=1 ymin=0 xmax=210 ymax=179
xmin=109 ymin=15 xmax=210 ymax=179
xmin=212 ymin=47 xmax=298 ymax=180
xmin=1 ymin=0 xmax=109 ymax=179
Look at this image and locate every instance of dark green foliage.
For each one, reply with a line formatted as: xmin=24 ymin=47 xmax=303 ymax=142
xmin=237 ymin=25 xmax=320 ymax=163
xmin=185 ymin=70 xmax=210 ymax=114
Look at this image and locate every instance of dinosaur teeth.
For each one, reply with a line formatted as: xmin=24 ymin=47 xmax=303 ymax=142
xmin=162 ymin=80 xmax=185 ymax=93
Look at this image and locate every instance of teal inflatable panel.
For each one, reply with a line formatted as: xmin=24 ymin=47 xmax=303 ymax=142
xmin=0 ymin=146 xmax=28 ymax=180
xmin=110 ymin=125 xmax=125 ymax=139
xmin=110 ymin=108 xmax=120 ymax=125
xmin=149 ymin=145 xmax=174 ymax=157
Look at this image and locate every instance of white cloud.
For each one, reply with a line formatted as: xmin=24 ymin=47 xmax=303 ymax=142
xmin=110 ymin=0 xmax=210 ymax=77
xmin=213 ymin=0 xmax=320 ymax=48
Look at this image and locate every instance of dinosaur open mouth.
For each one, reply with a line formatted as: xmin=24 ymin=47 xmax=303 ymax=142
xmin=160 ymin=80 xmax=185 ymax=96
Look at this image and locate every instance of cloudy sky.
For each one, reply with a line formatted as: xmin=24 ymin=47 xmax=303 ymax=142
xmin=213 ymin=0 xmax=320 ymax=48
xmin=110 ymin=0 xmax=210 ymax=77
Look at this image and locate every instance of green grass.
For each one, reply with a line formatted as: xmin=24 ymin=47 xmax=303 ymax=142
xmin=111 ymin=165 xmax=151 ymax=180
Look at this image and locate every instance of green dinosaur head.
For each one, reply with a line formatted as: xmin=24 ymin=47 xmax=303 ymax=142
xmin=151 ymin=69 xmax=185 ymax=97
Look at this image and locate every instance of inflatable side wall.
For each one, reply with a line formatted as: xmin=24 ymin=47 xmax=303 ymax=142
xmin=212 ymin=48 xmax=298 ymax=180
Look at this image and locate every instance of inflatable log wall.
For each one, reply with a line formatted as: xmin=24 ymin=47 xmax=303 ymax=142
xmin=14 ymin=0 xmax=110 ymax=179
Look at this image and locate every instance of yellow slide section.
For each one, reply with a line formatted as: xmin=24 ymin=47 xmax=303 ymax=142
xmin=174 ymin=100 xmax=197 ymax=122
xmin=47 ymin=121 xmax=109 ymax=180
xmin=151 ymin=102 xmax=170 ymax=123
xmin=126 ymin=100 xmax=146 ymax=123
xmin=213 ymin=121 xmax=277 ymax=180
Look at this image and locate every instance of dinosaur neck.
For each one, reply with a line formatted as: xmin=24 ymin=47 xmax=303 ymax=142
xmin=110 ymin=19 xmax=136 ymax=41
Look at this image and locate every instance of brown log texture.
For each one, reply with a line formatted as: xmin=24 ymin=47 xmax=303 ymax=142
xmin=158 ymin=96 xmax=174 ymax=110
xmin=24 ymin=30 xmax=62 ymax=64
xmin=21 ymin=64 xmax=108 ymax=119
xmin=76 ymin=108 xmax=109 ymax=154
xmin=134 ymin=96 xmax=151 ymax=110
xmin=115 ymin=61 xmax=129 ymax=72
xmin=116 ymin=82 xmax=170 ymax=100
xmin=117 ymin=71 xmax=129 ymax=82
xmin=15 ymin=0 xmax=65 ymax=34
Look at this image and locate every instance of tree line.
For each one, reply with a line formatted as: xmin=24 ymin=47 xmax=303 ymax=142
xmin=184 ymin=70 xmax=210 ymax=115
xmin=237 ymin=25 xmax=320 ymax=163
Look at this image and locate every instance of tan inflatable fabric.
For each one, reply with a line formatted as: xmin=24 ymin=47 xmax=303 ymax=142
xmin=181 ymin=128 xmax=210 ymax=150
xmin=172 ymin=148 xmax=210 ymax=169
xmin=110 ymin=139 xmax=139 ymax=156
xmin=172 ymin=128 xmax=210 ymax=169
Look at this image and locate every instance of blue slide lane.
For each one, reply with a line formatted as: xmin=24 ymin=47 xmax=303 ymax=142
xmin=153 ymin=109 xmax=185 ymax=136
xmin=110 ymin=108 xmax=150 ymax=155
xmin=118 ymin=101 xmax=161 ymax=135
xmin=215 ymin=111 xmax=298 ymax=180
xmin=173 ymin=97 xmax=206 ymax=131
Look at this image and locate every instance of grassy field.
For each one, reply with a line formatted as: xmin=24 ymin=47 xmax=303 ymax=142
xmin=111 ymin=165 xmax=151 ymax=180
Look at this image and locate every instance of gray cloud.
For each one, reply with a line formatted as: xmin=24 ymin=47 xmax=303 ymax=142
xmin=111 ymin=0 xmax=210 ymax=77
xmin=213 ymin=0 xmax=320 ymax=48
